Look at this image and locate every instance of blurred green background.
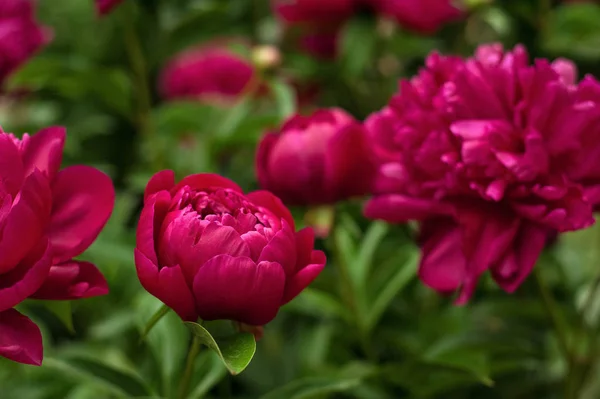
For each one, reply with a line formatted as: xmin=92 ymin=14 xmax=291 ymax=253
xmin=3 ymin=0 xmax=600 ymax=398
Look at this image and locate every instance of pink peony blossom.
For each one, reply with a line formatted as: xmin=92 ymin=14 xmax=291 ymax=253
xmin=159 ymin=46 xmax=257 ymax=103
xmin=135 ymin=172 xmax=326 ymax=326
xmin=0 ymin=127 xmax=114 ymax=365
xmin=364 ymin=43 xmax=600 ymax=303
xmin=363 ymin=0 xmax=464 ymax=33
xmin=0 ymin=0 xmax=51 ymax=85
xmin=95 ymin=0 xmax=124 ymax=15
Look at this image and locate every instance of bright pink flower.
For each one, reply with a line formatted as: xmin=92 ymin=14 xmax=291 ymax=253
xmin=363 ymin=0 xmax=464 ymax=33
xmin=159 ymin=46 xmax=257 ymax=103
xmin=364 ymin=43 xmax=600 ymax=303
xmin=256 ymin=108 xmax=376 ymax=206
xmin=95 ymin=0 xmax=124 ymax=15
xmin=0 ymin=127 xmax=115 ymax=365
xmin=135 ymin=171 xmax=326 ymax=326
xmin=0 ymin=0 xmax=51 ymax=85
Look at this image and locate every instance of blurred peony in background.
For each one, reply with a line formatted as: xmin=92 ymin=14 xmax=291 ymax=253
xmin=4 ymin=0 xmax=600 ymax=398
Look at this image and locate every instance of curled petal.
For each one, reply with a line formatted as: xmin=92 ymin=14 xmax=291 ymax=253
xmin=246 ymin=190 xmax=295 ymax=230
xmin=193 ymin=255 xmax=285 ymax=325
xmin=32 ymin=261 xmax=108 ymax=300
xmin=20 ymin=126 xmax=65 ymax=180
xmin=145 ymin=170 xmax=175 ymax=200
xmin=135 ymin=249 xmax=197 ymax=321
xmin=0 ymin=309 xmax=42 ymax=366
xmin=258 ymin=227 xmax=297 ymax=276
xmin=136 ymin=191 xmax=172 ymax=264
xmin=281 ymin=251 xmax=326 ymax=304
xmin=0 ymin=134 xmax=24 ymax=198
xmin=48 ymin=165 xmax=115 ymax=263
xmin=0 ymin=239 xmax=52 ymax=312
xmin=172 ymin=174 xmax=242 ymax=194
xmin=0 ymin=170 xmax=51 ymax=273
xmin=294 ymin=227 xmax=316 ymax=271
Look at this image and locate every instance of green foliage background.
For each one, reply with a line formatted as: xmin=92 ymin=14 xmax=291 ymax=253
xmin=2 ymin=0 xmax=600 ymax=398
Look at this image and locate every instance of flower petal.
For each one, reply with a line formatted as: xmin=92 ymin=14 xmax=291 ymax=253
xmin=281 ymin=251 xmax=326 ymax=304
xmin=136 ymin=191 xmax=171 ymax=265
xmin=172 ymin=173 xmax=242 ymax=194
xmin=20 ymin=126 xmax=65 ymax=180
xmin=0 ymin=239 xmax=52 ymax=312
xmin=134 ymin=249 xmax=197 ymax=321
xmin=0 ymin=170 xmax=51 ymax=273
xmin=193 ymin=255 xmax=285 ymax=325
xmin=0 ymin=309 xmax=42 ymax=366
xmin=48 ymin=165 xmax=115 ymax=262
xmin=144 ymin=170 xmax=175 ymax=200
xmin=258 ymin=227 xmax=297 ymax=276
xmin=0 ymin=133 xmax=24 ymax=198
xmin=246 ymin=190 xmax=295 ymax=230
xmin=32 ymin=261 xmax=108 ymax=300
xmin=294 ymin=227 xmax=316 ymax=272
xmin=364 ymin=194 xmax=453 ymax=223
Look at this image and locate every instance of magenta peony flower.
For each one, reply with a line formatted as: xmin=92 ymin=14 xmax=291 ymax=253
xmin=363 ymin=0 xmax=463 ymax=33
xmin=256 ymin=108 xmax=376 ymax=206
xmin=0 ymin=126 xmax=115 ymax=365
xmin=0 ymin=0 xmax=51 ymax=85
xmin=159 ymin=46 xmax=257 ymax=103
xmin=272 ymin=0 xmax=355 ymax=59
xmin=94 ymin=0 xmax=124 ymax=15
xmin=135 ymin=171 xmax=326 ymax=326
xmin=364 ymin=43 xmax=600 ymax=303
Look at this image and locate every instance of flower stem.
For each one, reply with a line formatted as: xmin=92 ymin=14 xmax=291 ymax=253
xmin=178 ymin=334 xmax=202 ymax=399
xmin=534 ymin=267 xmax=574 ymax=399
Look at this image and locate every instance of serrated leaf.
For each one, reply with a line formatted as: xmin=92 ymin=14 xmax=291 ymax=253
xmin=185 ymin=322 xmax=256 ymax=375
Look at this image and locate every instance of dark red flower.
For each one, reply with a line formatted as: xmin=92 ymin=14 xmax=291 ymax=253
xmin=0 ymin=0 xmax=51 ymax=85
xmin=95 ymin=0 xmax=125 ymax=15
xmin=135 ymin=171 xmax=326 ymax=326
xmin=365 ymin=43 xmax=600 ymax=303
xmin=0 ymin=127 xmax=115 ymax=365
xmin=256 ymin=108 xmax=376 ymax=206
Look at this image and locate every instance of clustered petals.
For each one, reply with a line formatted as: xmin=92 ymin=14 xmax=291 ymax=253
xmin=365 ymin=43 xmax=600 ymax=302
xmin=135 ymin=172 xmax=326 ymax=326
xmin=0 ymin=0 xmax=51 ymax=85
xmin=256 ymin=108 xmax=377 ymax=206
xmin=0 ymin=127 xmax=115 ymax=365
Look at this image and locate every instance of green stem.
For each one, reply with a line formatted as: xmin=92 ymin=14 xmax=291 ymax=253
xmin=122 ymin=3 xmax=153 ymax=137
xmin=331 ymin=229 xmax=377 ymax=362
xmin=534 ymin=267 xmax=574 ymax=399
xmin=178 ymin=334 xmax=202 ymax=399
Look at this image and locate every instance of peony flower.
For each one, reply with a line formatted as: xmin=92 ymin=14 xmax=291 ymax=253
xmin=362 ymin=0 xmax=464 ymax=33
xmin=135 ymin=171 xmax=326 ymax=326
xmin=94 ymin=0 xmax=124 ymax=15
xmin=0 ymin=126 xmax=115 ymax=365
xmin=256 ymin=108 xmax=376 ymax=206
xmin=159 ymin=46 xmax=257 ymax=104
xmin=364 ymin=43 xmax=600 ymax=303
xmin=0 ymin=0 xmax=51 ymax=85
xmin=272 ymin=0 xmax=355 ymax=59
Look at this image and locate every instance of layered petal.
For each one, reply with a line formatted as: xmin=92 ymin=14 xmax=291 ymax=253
xmin=193 ymin=255 xmax=286 ymax=325
xmin=134 ymin=249 xmax=197 ymax=321
xmin=48 ymin=165 xmax=115 ymax=263
xmin=281 ymin=250 xmax=326 ymax=304
xmin=32 ymin=261 xmax=109 ymax=300
xmin=144 ymin=170 xmax=175 ymax=200
xmin=172 ymin=173 xmax=242 ymax=194
xmin=0 ymin=308 xmax=42 ymax=366
xmin=246 ymin=190 xmax=295 ymax=230
xmin=19 ymin=126 xmax=65 ymax=180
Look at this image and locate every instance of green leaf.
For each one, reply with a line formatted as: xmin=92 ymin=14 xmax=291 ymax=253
xmin=185 ymin=322 xmax=256 ymax=375
xmin=423 ymin=339 xmax=494 ymax=386
xmin=188 ymin=353 xmax=228 ymax=399
xmin=340 ymin=19 xmax=377 ymax=77
xmin=214 ymin=98 xmax=252 ymax=139
xmin=44 ymin=357 xmax=154 ymax=398
xmin=365 ymin=250 xmax=418 ymax=332
xmin=36 ymin=300 xmax=74 ymax=334
xmin=543 ymin=3 xmax=600 ymax=61
xmin=284 ymin=287 xmax=352 ymax=322
xmin=353 ymin=221 xmax=389 ymax=285
xmin=260 ymin=363 xmax=375 ymax=399
xmin=138 ymin=304 xmax=170 ymax=342
xmin=269 ymin=80 xmax=297 ymax=121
